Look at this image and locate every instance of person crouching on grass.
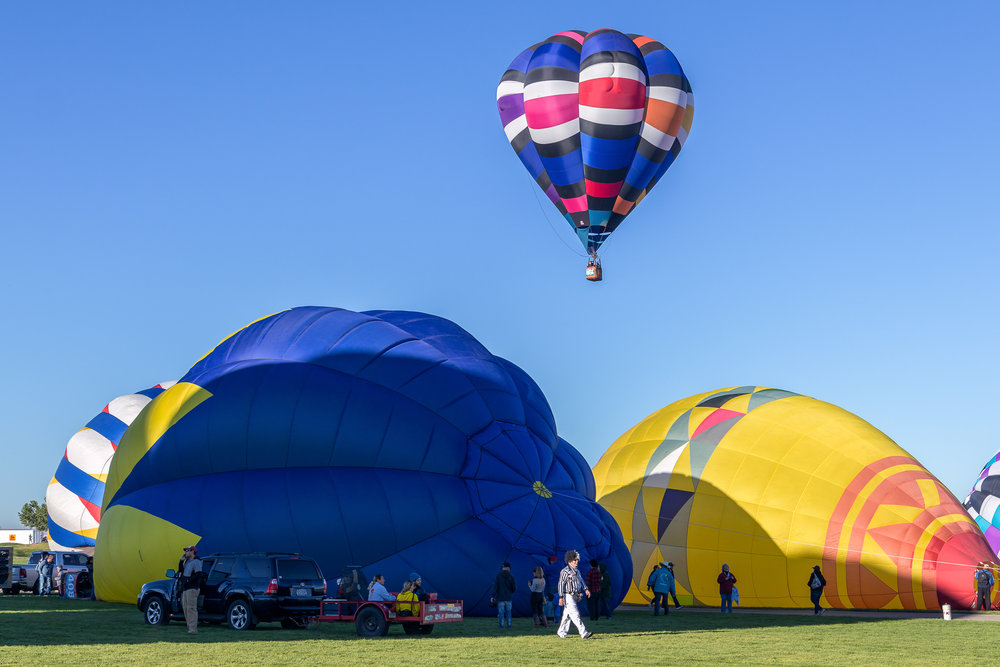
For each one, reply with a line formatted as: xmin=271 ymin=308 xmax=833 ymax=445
xmin=556 ymin=550 xmax=593 ymax=639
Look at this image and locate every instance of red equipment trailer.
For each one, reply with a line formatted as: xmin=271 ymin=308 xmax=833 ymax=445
xmin=313 ymin=596 xmax=463 ymax=637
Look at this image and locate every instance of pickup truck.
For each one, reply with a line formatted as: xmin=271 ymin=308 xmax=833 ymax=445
xmin=3 ymin=550 xmax=89 ymax=594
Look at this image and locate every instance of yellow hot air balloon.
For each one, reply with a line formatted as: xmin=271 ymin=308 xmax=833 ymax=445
xmin=593 ymin=386 xmax=998 ymax=610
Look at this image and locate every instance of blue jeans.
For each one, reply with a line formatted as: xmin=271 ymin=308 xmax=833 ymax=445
xmin=39 ymin=572 xmax=52 ymax=595
xmin=497 ymin=600 xmax=512 ymax=627
xmin=652 ymin=592 xmax=669 ymax=615
xmin=720 ymin=593 xmax=733 ymax=612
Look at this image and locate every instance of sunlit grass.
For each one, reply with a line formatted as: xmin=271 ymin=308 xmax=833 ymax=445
xmin=1 ymin=596 xmax=996 ymax=665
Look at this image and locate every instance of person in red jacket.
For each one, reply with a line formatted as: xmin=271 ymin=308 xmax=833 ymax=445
xmin=717 ymin=563 xmax=737 ymax=613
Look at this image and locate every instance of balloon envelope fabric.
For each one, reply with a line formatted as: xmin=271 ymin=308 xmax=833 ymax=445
xmin=964 ymin=451 xmax=1000 ymax=556
xmin=497 ymin=29 xmax=694 ymax=254
xmin=593 ymin=386 xmax=997 ymax=610
xmin=96 ymin=307 xmax=631 ymax=613
xmin=45 ymin=383 xmax=175 ymax=550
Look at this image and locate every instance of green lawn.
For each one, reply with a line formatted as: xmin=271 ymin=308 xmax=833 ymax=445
xmin=0 ymin=596 xmax=994 ymax=665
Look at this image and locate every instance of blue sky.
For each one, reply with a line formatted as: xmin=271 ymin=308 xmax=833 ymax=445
xmin=2 ymin=1 xmax=998 ymax=528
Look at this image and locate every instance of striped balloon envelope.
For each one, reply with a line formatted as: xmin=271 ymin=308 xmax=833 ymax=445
xmin=594 ymin=387 xmax=999 ymax=610
xmin=964 ymin=451 xmax=1000 ymax=556
xmin=46 ymin=383 xmax=175 ymax=550
xmin=497 ymin=29 xmax=693 ymax=258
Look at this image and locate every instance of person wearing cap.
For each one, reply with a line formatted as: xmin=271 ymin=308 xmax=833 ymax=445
xmin=492 ymin=562 xmax=517 ymax=629
xmin=651 ymin=562 xmax=674 ymax=616
xmin=807 ymin=565 xmax=827 ymax=615
xmin=556 ymin=550 xmax=593 ymax=639
xmin=666 ymin=562 xmax=683 ymax=609
xmin=180 ymin=545 xmax=204 ymax=633
xmin=410 ymin=571 xmax=431 ymax=602
xmin=717 ymin=563 xmax=737 ymax=613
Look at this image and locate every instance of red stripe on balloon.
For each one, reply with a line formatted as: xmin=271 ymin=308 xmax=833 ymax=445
xmin=579 ymin=79 xmax=646 ymax=108
xmin=586 ymin=180 xmax=624 ymax=198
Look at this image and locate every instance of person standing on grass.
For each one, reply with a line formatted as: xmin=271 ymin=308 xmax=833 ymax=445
xmin=493 ymin=562 xmax=517 ymax=629
xmin=974 ymin=562 xmax=994 ymax=610
xmin=35 ymin=552 xmax=52 ymax=595
xmin=180 ymin=546 xmax=203 ymax=634
xmin=717 ymin=563 xmax=737 ymax=613
xmin=556 ymin=550 xmax=593 ymax=639
xmin=808 ymin=565 xmax=827 ymax=615
xmin=529 ymin=566 xmax=548 ymax=628
xmin=543 ymin=555 xmax=562 ymax=623
xmin=652 ymin=562 xmax=674 ymax=616
xmin=598 ymin=563 xmax=612 ymax=619
xmin=666 ymin=562 xmax=683 ymax=609
xmin=585 ymin=559 xmax=602 ymax=621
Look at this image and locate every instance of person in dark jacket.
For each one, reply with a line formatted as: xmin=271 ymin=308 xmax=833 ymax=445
xmin=717 ymin=563 xmax=737 ymax=613
xmin=598 ymin=562 xmax=612 ymax=619
xmin=493 ymin=562 xmax=517 ymax=629
xmin=585 ymin=559 xmax=602 ymax=621
xmin=808 ymin=565 xmax=827 ymax=615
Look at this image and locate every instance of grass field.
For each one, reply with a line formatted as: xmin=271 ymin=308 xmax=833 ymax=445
xmin=0 ymin=596 xmax=995 ymax=665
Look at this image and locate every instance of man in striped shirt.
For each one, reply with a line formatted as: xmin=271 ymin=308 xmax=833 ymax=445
xmin=557 ymin=550 xmax=594 ymax=639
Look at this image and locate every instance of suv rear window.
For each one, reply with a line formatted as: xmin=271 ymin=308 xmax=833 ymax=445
xmin=62 ymin=554 xmax=88 ymax=566
xmin=276 ymin=559 xmax=320 ymax=581
xmin=28 ymin=553 xmax=40 ymax=565
xmin=240 ymin=558 xmax=271 ymax=578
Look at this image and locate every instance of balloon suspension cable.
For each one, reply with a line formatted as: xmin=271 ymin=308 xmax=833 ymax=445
xmin=524 ymin=173 xmax=587 ymax=258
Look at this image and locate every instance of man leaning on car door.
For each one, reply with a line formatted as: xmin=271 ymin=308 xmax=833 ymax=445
xmin=181 ymin=546 xmax=204 ymax=634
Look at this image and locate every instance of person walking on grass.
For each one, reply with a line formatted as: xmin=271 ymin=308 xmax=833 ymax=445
xmin=557 ymin=550 xmax=593 ymax=639
xmin=666 ymin=562 xmax=683 ymax=609
xmin=493 ymin=562 xmax=516 ymax=629
xmin=652 ymin=562 xmax=674 ymax=616
xmin=717 ymin=563 xmax=737 ymax=613
xmin=180 ymin=545 xmax=204 ymax=634
xmin=808 ymin=565 xmax=827 ymax=615
xmin=36 ymin=553 xmax=53 ymax=595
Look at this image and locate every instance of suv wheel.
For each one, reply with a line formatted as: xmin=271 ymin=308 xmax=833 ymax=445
xmin=355 ymin=606 xmax=388 ymax=638
xmin=227 ymin=598 xmax=256 ymax=631
xmin=143 ymin=595 xmax=171 ymax=626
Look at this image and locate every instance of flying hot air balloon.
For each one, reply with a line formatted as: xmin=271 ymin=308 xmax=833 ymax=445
xmin=593 ymin=386 xmax=998 ymax=610
xmin=497 ymin=29 xmax=694 ymax=281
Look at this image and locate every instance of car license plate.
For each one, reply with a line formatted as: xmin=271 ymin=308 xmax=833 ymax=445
xmin=295 ymin=587 xmax=309 ymax=597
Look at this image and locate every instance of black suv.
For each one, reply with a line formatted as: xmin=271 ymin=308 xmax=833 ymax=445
xmin=137 ymin=552 xmax=326 ymax=630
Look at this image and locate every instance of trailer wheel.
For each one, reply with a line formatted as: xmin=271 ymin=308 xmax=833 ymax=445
xmin=402 ymin=622 xmax=419 ymax=635
xmin=418 ymin=624 xmax=434 ymax=635
xmin=355 ymin=607 xmax=388 ymax=638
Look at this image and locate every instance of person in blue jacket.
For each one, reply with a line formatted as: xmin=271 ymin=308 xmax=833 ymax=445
xmin=652 ymin=562 xmax=675 ymax=616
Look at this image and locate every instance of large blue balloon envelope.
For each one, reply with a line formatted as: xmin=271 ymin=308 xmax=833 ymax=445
xmin=96 ymin=307 xmax=631 ymax=614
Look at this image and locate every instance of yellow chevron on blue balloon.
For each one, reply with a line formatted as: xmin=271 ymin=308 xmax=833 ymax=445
xmin=102 ymin=382 xmax=212 ymax=512
xmin=95 ymin=505 xmax=201 ymax=603
xmin=193 ymin=309 xmax=287 ymax=364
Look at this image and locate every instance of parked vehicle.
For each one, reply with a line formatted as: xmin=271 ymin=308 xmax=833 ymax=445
xmin=6 ymin=551 xmax=89 ymax=594
xmin=137 ymin=552 xmax=326 ymax=630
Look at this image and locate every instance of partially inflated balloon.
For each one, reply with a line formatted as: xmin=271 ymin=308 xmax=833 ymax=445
xmin=497 ymin=29 xmax=693 ymax=255
xmin=96 ymin=307 xmax=631 ymax=614
xmin=964 ymin=452 xmax=1000 ymax=556
xmin=594 ymin=386 xmax=996 ymax=610
xmin=45 ymin=383 xmax=175 ymax=551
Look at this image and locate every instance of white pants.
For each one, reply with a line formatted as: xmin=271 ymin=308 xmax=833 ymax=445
xmin=557 ymin=595 xmax=588 ymax=637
